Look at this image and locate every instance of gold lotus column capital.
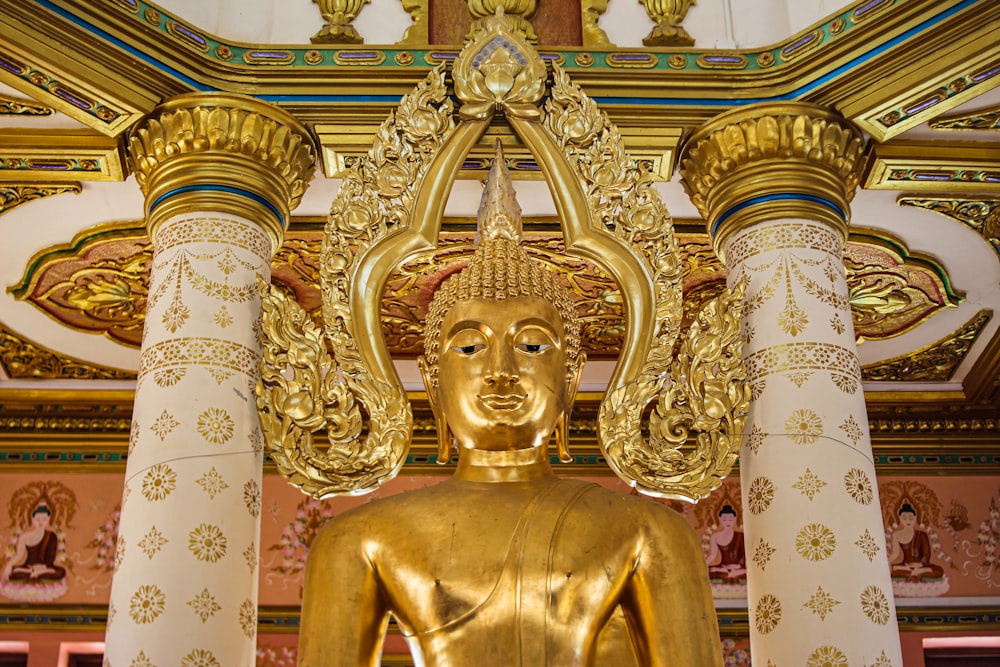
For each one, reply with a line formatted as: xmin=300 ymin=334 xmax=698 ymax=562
xmin=127 ymin=92 xmax=317 ymax=252
xmin=679 ymin=102 xmax=867 ymax=262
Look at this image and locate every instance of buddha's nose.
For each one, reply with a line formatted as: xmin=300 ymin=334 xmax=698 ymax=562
xmin=485 ymin=344 xmax=519 ymax=385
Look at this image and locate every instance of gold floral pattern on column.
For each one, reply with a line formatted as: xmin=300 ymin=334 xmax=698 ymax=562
xmin=196 ymin=468 xmax=229 ymax=499
xmin=129 ymin=584 xmax=166 ymax=624
xmin=197 ymin=408 xmax=234 ymax=445
xmin=844 ymin=468 xmax=874 ymax=505
xmin=796 ymin=523 xmax=836 ymax=561
xmin=243 ymin=480 xmax=262 ymax=518
xmin=855 ymin=529 xmax=881 ymax=562
xmin=747 ymin=477 xmax=775 ymax=514
xmin=860 ymin=585 xmax=891 ymax=625
xmin=839 ymin=415 xmax=864 ymax=446
xmin=188 ymin=524 xmax=228 ymax=563
xmin=744 ymin=424 xmax=765 ymax=455
xmin=807 ymin=646 xmax=848 ymax=666
xmin=181 ymin=649 xmax=220 ymax=667
xmin=238 ymin=599 xmax=257 ymax=638
xmin=803 ymin=586 xmax=840 ymax=620
xmin=753 ymin=593 xmax=782 ymax=634
xmin=149 ymin=410 xmax=179 ymax=440
xmin=792 ymin=468 xmax=826 ymax=500
xmin=138 ymin=527 xmax=167 ymax=559
xmin=187 ymin=588 xmax=222 ymax=622
xmin=753 ymin=540 xmax=776 ymax=569
xmin=786 ymin=409 xmax=822 ymax=444
xmin=141 ymin=464 xmax=177 ymax=501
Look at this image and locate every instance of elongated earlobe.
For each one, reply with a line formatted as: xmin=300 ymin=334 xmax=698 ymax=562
xmin=555 ymin=415 xmax=572 ymax=463
xmin=436 ymin=412 xmax=452 ymax=465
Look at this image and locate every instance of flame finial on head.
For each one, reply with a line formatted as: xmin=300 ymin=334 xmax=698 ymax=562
xmin=476 ymin=141 xmax=522 ymax=244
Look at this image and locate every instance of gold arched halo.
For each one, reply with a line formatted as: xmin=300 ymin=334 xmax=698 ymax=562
xmin=257 ymin=9 xmax=749 ymax=501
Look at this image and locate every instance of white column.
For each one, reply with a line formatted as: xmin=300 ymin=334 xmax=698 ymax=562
xmin=680 ymin=103 xmax=903 ymax=667
xmin=104 ymin=94 xmax=315 ymax=667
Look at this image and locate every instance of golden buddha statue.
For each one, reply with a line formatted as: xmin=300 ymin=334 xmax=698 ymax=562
xmin=297 ymin=153 xmax=722 ymax=666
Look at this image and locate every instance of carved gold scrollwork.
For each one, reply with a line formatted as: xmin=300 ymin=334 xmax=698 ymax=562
xmin=258 ymin=66 xmax=462 ymax=497
xmin=258 ymin=10 xmax=748 ymax=501
xmin=1 ymin=183 xmax=80 ymax=216
xmin=0 ymin=94 xmax=53 ymax=116
xmin=861 ymin=309 xmax=992 ymax=382
xmin=538 ymin=62 xmax=746 ymax=501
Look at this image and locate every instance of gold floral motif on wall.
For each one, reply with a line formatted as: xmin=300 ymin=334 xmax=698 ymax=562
xmin=10 ymin=222 xmax=962 ymax=362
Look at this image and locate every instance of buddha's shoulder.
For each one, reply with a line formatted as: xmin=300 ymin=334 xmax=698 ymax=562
xmin=570 ymin=483 xmax=691 ymax=529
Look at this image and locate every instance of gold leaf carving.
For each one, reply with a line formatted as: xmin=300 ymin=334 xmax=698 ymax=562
xmin=861 ymin=309 xmax=992 ymax=382
xmin=846 ymin=230 xmax=963 ymax=341
xmin=0 ymin=322 xmax=135 ymax=380
xmin=1 ymin=183 xmax=81 ymax=216
xmin=929 ymin=105 xmax=1000 ymax=130
xmin=258 ymin=65 xmax=457 ymax=497
xmin=0 ymin=94 xmax=53 ymax=116
xmin=898 ymin=196 xmax=1000 ymax=258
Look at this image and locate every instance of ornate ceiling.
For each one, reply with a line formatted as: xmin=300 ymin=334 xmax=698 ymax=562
xmin=1 ymin=0 xmax=999 ymax=467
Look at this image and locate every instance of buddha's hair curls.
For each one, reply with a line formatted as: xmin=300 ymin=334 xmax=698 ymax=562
xmin=422 ymin=237 xmax=581 ymax=388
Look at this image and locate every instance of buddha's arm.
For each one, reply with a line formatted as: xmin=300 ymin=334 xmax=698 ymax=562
xmin=298 ymin=522 xmax=389 ymax=667
xmin=622 ymin=515 xmax=723 ymax=667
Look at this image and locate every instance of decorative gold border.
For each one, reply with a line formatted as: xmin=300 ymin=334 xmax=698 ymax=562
xmin=0 ymin=0 xmax=995 ymax=145
xmin=860 ymin=310 xmax=992 ymax=382
xmin=3 ymin=604 xmax=997 ymax=636
xmin=864 ymin=141 xmax=1000 ymax=191
xmin=0 ymin=129 xmax=126 ymax=182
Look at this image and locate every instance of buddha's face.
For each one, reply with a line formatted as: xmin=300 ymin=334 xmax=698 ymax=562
xmin=426 ymin=295 xmax=579 ymax=452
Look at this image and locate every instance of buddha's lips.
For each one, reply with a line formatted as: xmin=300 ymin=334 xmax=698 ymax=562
xmin=478 ymin=392 xmax=527 ymax=410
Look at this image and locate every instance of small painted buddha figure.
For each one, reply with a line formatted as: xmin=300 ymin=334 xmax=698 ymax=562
xmin=705 ymin=504 xmax=747 ymax=585
xmin=298 ymin=153 xmax=722 ymax=667
xmin=889 ymin=503 xmax=944 ymax=582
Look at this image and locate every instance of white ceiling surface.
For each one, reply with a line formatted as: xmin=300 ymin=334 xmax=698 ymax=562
xmin=1 ymin=1 xmax=999 ymax=391
xmin=145 ymin=0 xmax=846 ymax=51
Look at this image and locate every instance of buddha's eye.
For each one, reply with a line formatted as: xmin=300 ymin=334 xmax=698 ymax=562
xmin=452 ymin=343 xmax=485 ymax=355
xmin=515 ymin=343 xmax=551 ymax=354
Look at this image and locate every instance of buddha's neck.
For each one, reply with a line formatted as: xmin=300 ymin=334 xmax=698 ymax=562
xmin=453 ymin=446 xmax=555 ymax=483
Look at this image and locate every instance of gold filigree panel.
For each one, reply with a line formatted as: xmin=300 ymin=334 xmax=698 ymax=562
xmin=899 ymin=196 xmax=1000 ymax=258
xmin=861 ymin=309 xmax=992 ymax=382
xmin=846 ymin=230 xmax=962 ymax=341
xmin=0 ymin=322 xmax=135 ymax=380
xmin=1 ymin=182 xmax=80 ymax=215
xmin=12 ymin=221 xmax=966 ymax=362
xmin=0 ymin=94 xmax=52 ymax=116
xmin=930 ymin=104 xmax=1000 ymax=130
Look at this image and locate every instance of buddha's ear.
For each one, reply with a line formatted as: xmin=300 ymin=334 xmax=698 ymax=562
xmin=417 ymin=356 xmax=451 ymax=464
xmin=417 ymin=355 xmax=438 ymax=414
xmin=566 ymin=352 xmax=586 ymax=408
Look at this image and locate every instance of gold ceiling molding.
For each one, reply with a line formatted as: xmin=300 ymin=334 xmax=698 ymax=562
xmin=898 ymin=196 xmax=1000 ymax=256
xmin=0 ymin=93 xmax=52 ymax=115
xmin=0 ymin=0 xmax=994 ymax=143
xmin=1 ymin=182 xmax=81 ymax=216
xmin=864 ymin=141 xmax=1000 ymax=192
xmin=846 ymin=229 xmax=962 ymax=342
xmin=0 ymin=129 xmax=126 ymax=182
xmin=930 ymin=104 xmax=1000 ymax=130
xmin=316 ymin=123 xmax=682 ymax=181
xmin=12 ymin=220 xmax=962 ymax=355
xmin=0 ymin=322 xmax=136 ymax=380
xmin=860 ymin=309 xmax=992 ymax=382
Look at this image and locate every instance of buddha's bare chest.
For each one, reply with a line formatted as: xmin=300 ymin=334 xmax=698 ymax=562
xmin=372 ymin=490 xmax=634 ymax=633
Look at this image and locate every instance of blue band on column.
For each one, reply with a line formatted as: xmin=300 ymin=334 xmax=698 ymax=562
xmin=712 ymin=193 xmax=846 ymax=236
xmin=149 ymin=184 xmax=285 ymax=228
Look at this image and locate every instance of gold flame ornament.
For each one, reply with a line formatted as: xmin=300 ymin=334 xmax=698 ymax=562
xmin=257 ymin=9 xmax=749 ymax=501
